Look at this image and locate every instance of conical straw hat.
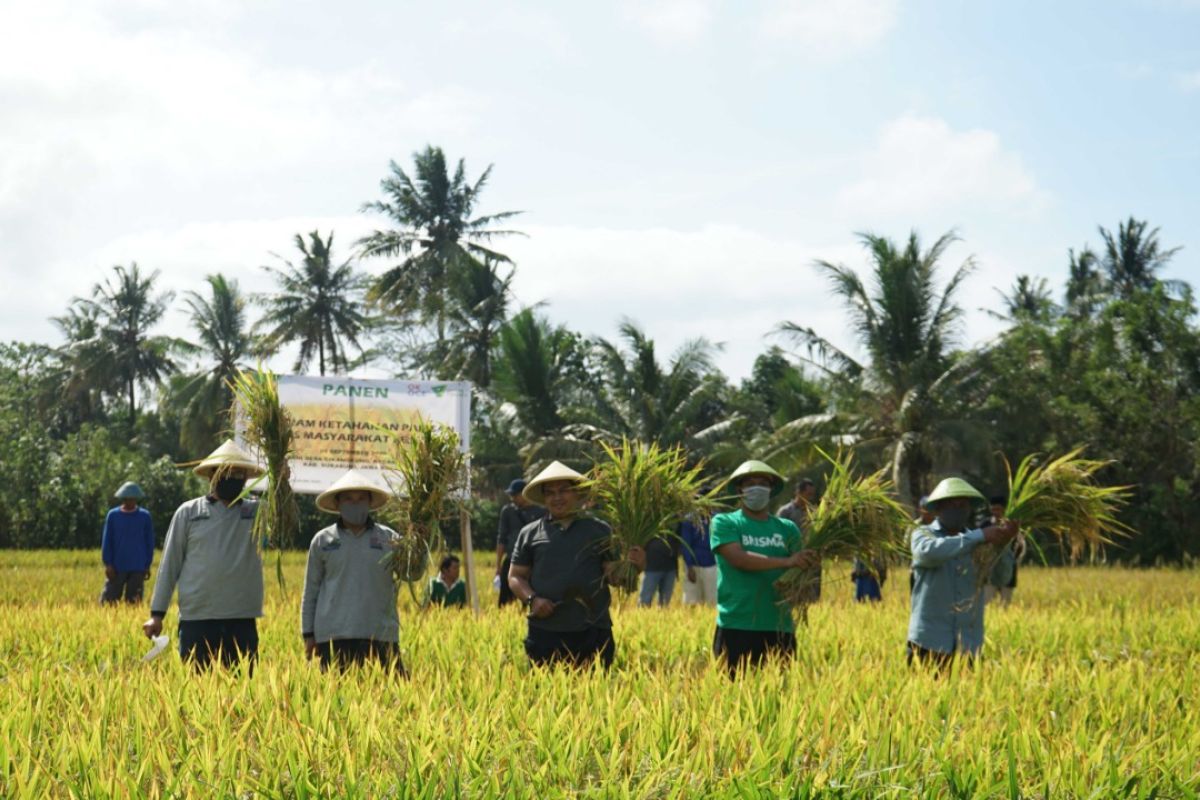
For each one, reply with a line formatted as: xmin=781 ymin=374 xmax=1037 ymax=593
xmin=926 ymin=477 xmax=985 ymax=505
xmin=728 ymin=459 xmax=786 ymax=497
xmin=523 ymin=461 xmax=585 ymax=504
xmin=315 ymin=469 xmax=393 ymax=514
xmin=193 ymin=440 xmax=265 ymax=479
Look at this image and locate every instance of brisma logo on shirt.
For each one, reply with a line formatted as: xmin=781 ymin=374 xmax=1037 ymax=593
xmin=742 ymin=533 xmax=786 ymax=549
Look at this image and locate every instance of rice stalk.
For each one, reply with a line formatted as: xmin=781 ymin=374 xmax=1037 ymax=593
xmin=227 ymin=367 xmax=299 ymax=587
xmin=775 ymin=448 xmax=909 ymax=610
xmin=583 ymin=438 xmax=725 ymax=592
xmin=377 ymin=421 xmax=468 ymax=586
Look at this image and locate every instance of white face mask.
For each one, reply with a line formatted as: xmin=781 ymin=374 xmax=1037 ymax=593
xmin=741 ymin=485 xmax=772 ymax=512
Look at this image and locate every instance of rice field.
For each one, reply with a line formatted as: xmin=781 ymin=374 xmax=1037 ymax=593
xmin=1 ymin=550 xmax=1198 ymax=798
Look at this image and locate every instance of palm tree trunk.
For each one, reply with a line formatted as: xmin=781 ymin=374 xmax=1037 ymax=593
xmin=318 ymin=337 xmax=326 ymax=377
xmin=128 ymin=376 xmax=136 ymax=424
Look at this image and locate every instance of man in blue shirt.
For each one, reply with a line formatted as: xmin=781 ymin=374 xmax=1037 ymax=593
xmin=100 ymin=482 xmax=155 ymax=604
xmin=679 ymin=515 xmax=717 ymax=606
xmin=907 ymin=477 xmax=1018 ymax=672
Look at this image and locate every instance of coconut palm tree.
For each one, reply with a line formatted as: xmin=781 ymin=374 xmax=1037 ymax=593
xmin=357 ymin=146 xmax=523 ymax=344
xmin=987 ymin=274 xmax=1057 ymax=325
xmin=70 ymin=263 xmax=183 ymax=424
xmin=1098 ymin=217 xmax=1183 ymax=300
xmin=775 ymin=230 xmax=986 ymax=506
xmin=257 ymin=231 xmax=370 ymax=376
xmin=435 ymin=258 xmax=514 ymax=388
xmin=167 ymin=274 xmax=256 ymax=452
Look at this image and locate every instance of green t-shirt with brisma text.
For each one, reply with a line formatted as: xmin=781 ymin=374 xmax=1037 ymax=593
xmin=710 ymin=510 xmax=803 ymax=633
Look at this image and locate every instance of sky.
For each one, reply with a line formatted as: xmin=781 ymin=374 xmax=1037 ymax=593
xmin=1 ymin=0 xmax=1198 ymax=381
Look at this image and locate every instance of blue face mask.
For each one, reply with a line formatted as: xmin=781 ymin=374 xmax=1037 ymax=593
xmin=339 ymin=501 xmax=371 ymax=527
xmin=937 ymin=506 xmax=971 ymax=531
xmin=741 ymin=485 xmax=772 ymax=512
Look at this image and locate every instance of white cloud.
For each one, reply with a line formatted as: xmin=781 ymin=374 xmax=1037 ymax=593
xmin=836 ymin=114 xmax=1045 ymax=218
xmin=621 ymin=0 xmax=716 ymax=44
xmin=1177 ymin=70 xmax=1200 ymax=91
xmin=758 ymin=0 xmax=898 ymax=55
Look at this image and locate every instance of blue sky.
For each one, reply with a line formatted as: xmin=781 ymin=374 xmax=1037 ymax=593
xmin=1 ymin=0 xmax=1197 ymax=380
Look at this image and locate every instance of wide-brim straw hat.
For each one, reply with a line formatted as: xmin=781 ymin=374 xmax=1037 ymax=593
xmin=193 ymin=440 xmax=265 ymax=479
xmin=927 ymin=477 xmax=986 ymax=505
xmin=523 ymin=461 xmax=586 ymax=505
xmin=315 ymin=469 xmax=393 ymax=514
xmin=727 ymin=460 xmax=786 ymax=497
xmin=114 ymin=481 xmax=145 ymax=500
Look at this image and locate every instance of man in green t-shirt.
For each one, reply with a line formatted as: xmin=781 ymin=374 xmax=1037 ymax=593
xmin=710 ymin=459 xmax=818 ymax=677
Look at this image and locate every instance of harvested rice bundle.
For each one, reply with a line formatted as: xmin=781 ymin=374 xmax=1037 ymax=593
xmin=584 ymin=438 xmax=723 ymax=592
xmin=974 ymin=449 xmax=1134 ymax=580
xmin=775 ymin=449 xmax=909 ymax=609
xmin=378 ymin=421 xmax=468 ymax=584
xmin=228 ymin=368 xmax=299 ymax=545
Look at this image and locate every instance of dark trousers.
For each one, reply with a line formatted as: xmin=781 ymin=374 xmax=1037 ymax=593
xmin=498 ymin=557 xmax=516 ymax=607
xmin=906 ymin=641 xmax=972 ymax=674
xmin=178 ymin=619 xmax=258 ymax=672
xmin=524 ymin=625 xmax=615 ymax=669
xmin=317 ymin=639 xmax=406 ymax=674
xmin=713 ymin=626 xmax=796 ymax=677
xmin=100 ymin=571 xmax=145 ymax=604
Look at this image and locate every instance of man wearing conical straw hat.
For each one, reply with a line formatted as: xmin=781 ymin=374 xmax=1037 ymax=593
xmin=710 ymin=460 xmax=819 ymax=677
xmin=507 ymin=461 xmax=646 ymax=669
xmin=907 ymin=477 xmax=1018 ymax=672
xmin=301 ymin=469 xmax=404 ymax=672
xmin=142 ymin=440 xmax=266 ymax=671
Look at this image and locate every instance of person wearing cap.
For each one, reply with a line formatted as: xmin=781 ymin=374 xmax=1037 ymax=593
xmin=980 ymin=494 xmax=1026 ymax=606
xmin=495 ymin=478 xmax=547 ymax=608
xmin=429 ymin=555 xmax=467 ymax=608
xmin=142 ymin=440 xmax=265 ymax=671
xmin=710 ymin=460 xmax=819 ymax=676
xmin=99 ymin=482 xmax=155 ymax=605
xmin=302 ymin=469 xmax=403 ymax=671
xmin=508 ymin=461 xmax=646 ymax=669
xmin=907 ymin=477 xmax=1019 ymax=671
xmin=776 ymin=477 xmax=822 ymax=604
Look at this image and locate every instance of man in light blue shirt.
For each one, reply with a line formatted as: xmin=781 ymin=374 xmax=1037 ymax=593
xmin=907 ymin=477 xmax=1018 ymax=672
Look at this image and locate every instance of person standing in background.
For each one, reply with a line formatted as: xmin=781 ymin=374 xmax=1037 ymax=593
xmin=776 ymin=478 xmax=822 ymax=605
xmin=638 ymin=534 xmax=680 ymax=607
xmin=495 ymin=479 xmax=547 ymax=607
xmin=100 ymin=482 xmax=155 ymax=605
xmin=679 ymin=515 xmax=717 ymax=606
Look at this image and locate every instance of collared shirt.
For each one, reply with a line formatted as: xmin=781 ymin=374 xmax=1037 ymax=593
xmin=907 ymin=520 xmax=1014 ymax=655
xmin=510 ymin=515 xmax=614 ymax=632
xmin=150 ymin=496 xmax=263 ymax=621
xmin=301 ymin=522 xmax=400 ymax=643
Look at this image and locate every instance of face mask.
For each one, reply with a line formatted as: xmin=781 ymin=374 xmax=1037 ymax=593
xmin=339 ymin=501 xmax=371 ymax=527
xmin=937 ymin=506 xmax=971 ymax=531
xmin=741 ymin=485 xmax=772 ymax=512
xmin=214 ymin=477 xmax=246 ymax=503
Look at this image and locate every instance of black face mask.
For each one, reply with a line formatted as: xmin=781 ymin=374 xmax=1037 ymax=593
xmin=937 ymin=506 xmax=971 ymax=531
xmin=214 ymin=477 xmax=246 ymax=502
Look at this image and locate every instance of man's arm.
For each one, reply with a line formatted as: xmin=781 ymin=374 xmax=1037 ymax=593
xmin=143 ymin=513 xmax=155 ymax=572
xmin=715 ymin=542 xmax=814 ymax=572
xmin=300 ymin=537 xmax=324 ymax=652
xmin=101 ymin=512 xmax=114 ymax=567
xmin=144 ymin=506 xmax=189 ymax=635
xmin=507 ymin=563 xmax=556 ymax=619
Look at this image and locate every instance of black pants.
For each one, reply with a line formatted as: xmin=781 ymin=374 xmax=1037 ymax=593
xmin=178 ymin=619 xmax=258 ymax=672
xmin=317 ymin=639 xmax=406 ymax=674
xmin=100 ymin=571 xmax=145 ymax=604
xmin=524 ymin=625 xmax=615 ymax=669
xmin=498 ymin=557 xmax=516 ymax=607
xmin=906 ymin=641 xmax=973 ymax=674
xmin=712 ymin=626 xmax=796 ymax=677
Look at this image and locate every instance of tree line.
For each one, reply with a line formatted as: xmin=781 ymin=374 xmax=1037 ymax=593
xmin=1 ymin=146 xmax=1196 ymax=563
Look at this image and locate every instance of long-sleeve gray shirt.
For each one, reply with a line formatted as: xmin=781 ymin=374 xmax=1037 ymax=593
xmin=149 ymin=496 xmax=264 ymax=621
xmin=301 ymin=522 xmax=400 ymax=643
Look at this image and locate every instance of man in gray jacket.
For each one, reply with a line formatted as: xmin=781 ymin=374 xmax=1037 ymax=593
xmin=142 ymin=441 xmax=265 ymax=671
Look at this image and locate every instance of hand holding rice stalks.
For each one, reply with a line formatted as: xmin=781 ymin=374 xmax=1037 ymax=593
xmin=975 ymin=449 xmax=1134 ymax=579
xmin=378 ymin=422 xmax=468 ymax=584
xmin=584 ymin=438 xmax=724 ymax=592
xmin=228 ymin=368 xmax=300 ymax=587
xmin=775 ymin=449 xmax=909 ymax=610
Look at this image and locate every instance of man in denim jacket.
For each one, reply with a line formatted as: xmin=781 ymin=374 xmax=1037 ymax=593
xmin=907 ymin=477 xmax=1019 ymax=672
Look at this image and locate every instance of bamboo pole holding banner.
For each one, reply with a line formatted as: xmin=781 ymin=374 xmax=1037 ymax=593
xmin=460 ymin=508 xmax=479 ymax=615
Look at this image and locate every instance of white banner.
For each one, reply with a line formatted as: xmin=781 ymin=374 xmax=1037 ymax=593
xmin=250 ymin=376 xmax=471 ymax=495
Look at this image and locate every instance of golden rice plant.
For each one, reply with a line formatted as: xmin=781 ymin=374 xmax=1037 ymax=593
xmin=228 ymin=367 xmax=299 ymax=585
xmin=775 ymin=448 xmax=910 ymax=609
xmin=975 ymin=449 xmax=1135 ymax=582
xmin=378 ymin=421 xmax=468 ymax=584
xmin=584 ymin=438 xmax=724 ymax=592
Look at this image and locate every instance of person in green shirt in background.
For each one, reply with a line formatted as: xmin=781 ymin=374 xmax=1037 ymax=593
xmin=710 ymin=460 xmax=819 ymax=677
xmin=429 ymin=555 xmax=467 ymax=608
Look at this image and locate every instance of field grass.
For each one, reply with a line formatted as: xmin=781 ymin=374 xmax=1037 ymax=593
xmin=1 ymin=550 xmax=1198 ymax=798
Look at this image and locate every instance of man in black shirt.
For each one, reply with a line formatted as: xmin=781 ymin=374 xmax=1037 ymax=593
xmin=495 ymin=478 xmax=547 ymax=607
xmin=508 ymin=461 xmax=645 ymax=668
